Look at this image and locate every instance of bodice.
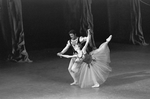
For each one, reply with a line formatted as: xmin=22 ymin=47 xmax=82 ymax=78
xmin=82 ymin=53 xmax=93 ymax=64
xmin=76 ymin=52 xmax=93 ymax=64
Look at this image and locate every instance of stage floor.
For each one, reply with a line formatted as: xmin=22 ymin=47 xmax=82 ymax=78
xmin=0 ymin=43 xmax=150 ymax=99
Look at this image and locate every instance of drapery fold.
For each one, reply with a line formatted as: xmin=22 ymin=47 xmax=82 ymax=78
xmin=80 ymin=0 xmax=96 ymax=51
xmin=65 ymin=0 xmax=96 ymax=51
xmin=64 ymin=0 xmax=81 ymax=33
xmin=107 ymin=0 xmax=148 ymax=45
xmin=130 ymin=0 xmax=148 ymax=45
xmin=0 ymin=0 xmax=31 ymax=62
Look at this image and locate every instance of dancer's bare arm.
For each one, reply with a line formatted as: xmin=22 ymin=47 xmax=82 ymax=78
xmin=57 ymin=40 xmax=70 ymax=55
xmin=59 ymin=54 xmax=77 ymax=58
xmin=82 ymin=29 xmax=91 ymax=54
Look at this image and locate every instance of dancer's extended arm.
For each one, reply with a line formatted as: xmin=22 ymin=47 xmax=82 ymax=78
xmin=58 ymin=54 xmax=78 ymax=58
xmin=82 ymin=29 xmax=91 ymax=54
xmin=57 ymin=40 xmax=70 ymax=56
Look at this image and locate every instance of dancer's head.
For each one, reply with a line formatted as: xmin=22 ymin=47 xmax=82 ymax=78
xmin=74 ymin=44 xmax=82 ymax=52
xmin=69 ymin=30 xmax=77 ymax=40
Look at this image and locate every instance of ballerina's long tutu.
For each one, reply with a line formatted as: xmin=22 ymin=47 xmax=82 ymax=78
xmin=76 ymin=41 xmax=112 ymax=88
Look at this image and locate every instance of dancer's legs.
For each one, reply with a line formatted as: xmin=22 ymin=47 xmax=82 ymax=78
xmin=96 ymin=35 xmax=112 ymax=52
xmin=92 ymin=35 xmax=112 ymax=88
xmin=68 ymin=58 xmax=79 ymax=85
xmin=90 ymin=69 xmax=100 ymax=88
xmin=70 ymin=62 xmax=80 ymax=85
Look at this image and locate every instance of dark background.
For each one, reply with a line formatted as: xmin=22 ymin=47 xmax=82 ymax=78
xmin=2 ymin=0 xmax=150 ymax=51
xmin=141 ymin=0 xmax=150 ymax=43
xmin=21 ymin=0 xmax=110 ymax=50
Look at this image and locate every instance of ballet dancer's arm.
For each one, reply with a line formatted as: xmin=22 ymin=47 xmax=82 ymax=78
xmin=82 ymin=29 xmax=91 ymax=54
xmin=59 ymin=54 xmax=78 ymax=58
xmin=57 ymin=40 xmax=71 ymax=56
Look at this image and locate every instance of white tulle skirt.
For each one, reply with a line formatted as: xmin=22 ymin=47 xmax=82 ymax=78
xmin=76 ymin=41 xmax=112 ymax=88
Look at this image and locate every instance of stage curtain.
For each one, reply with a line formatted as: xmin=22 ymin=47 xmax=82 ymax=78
xmin=0 ymin=0 xmax=31 ymax=62
xmin=80 ymin=0 xmax=96 ymax=50
xmin=107 ymin=0 xmax=148 ymax=45
xmin=64 ymin=0 xmax=96 ymax=51
xmin=64 ymin=0 xmax=81 ymax=33
xmin=130 ymin=0 xmax=148 ymax=45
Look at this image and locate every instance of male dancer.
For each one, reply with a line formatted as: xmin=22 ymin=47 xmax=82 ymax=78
xmin=57 ymin=30 xmax=87 ymax=85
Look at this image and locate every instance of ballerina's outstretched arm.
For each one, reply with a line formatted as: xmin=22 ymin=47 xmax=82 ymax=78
xmin=82 ymin=29 xmax=91 ymax=54
xmin=58 ymin=54 xmax=78 ymax=59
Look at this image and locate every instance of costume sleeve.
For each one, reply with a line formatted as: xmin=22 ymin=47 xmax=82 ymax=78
xmin=60 ymin=40 xmax=71 ymax=54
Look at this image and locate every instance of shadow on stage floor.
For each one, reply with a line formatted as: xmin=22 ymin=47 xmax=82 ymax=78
xmin=0 ymin=43 xmax=150 ymax=99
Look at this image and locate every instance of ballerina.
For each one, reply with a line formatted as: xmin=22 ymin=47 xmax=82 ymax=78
xmin=58 ymin=29 xmax=112 ymax=88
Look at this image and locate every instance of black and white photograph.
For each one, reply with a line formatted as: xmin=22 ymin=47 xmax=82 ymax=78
xmin=0 ymin=0 xmax=150 ymax=99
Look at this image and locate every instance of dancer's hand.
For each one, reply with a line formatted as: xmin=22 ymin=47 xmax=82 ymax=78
xmin=87 ymin=29 xmax=90 ymax=33
xmin=87 ymin=29 xmax=92 ymax=35
xmin=57 ymin=52 xmax=62 ymax=58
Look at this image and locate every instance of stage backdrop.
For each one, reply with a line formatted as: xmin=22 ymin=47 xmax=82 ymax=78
xmin=0 ymin=0 xmax=31 ymax=62
xmin=21 ymin=0 xmax=111 ymax=49
xmin=0 ymin=0 xmax=150 ymax=61
xmin=107 ymin=0 xmax=149 ymax=45
xmin=21 ymin=0 xmax=150 ymax=46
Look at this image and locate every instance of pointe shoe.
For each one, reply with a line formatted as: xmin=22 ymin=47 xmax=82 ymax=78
xmin=106 ymin=35 xmax=112 ymax=42
xmin=70 ymin=82 xmax=77 ymax=85
xmin=92 ymin=84 xmax=100 ymax=88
